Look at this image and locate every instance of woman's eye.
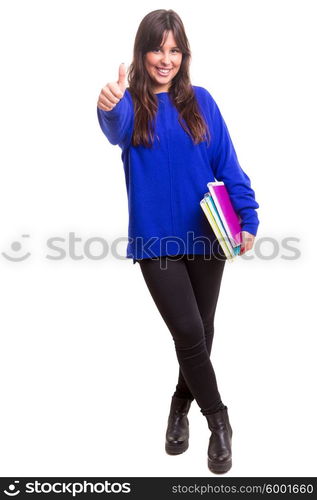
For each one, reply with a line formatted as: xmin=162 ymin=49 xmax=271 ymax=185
xmin=152 ymin=48 xmax=180 ymax=54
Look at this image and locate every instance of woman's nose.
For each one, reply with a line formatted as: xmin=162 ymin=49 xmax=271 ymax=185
xmin=160 ymin=53 xmax=171 ymax=65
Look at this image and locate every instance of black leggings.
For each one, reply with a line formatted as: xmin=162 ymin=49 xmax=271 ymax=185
xmin=137 ymin=253 xmax=227 ymax=416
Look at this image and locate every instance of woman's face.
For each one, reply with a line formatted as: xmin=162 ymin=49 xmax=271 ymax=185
xmin=144 ymin=30 xmax=183 ymax=93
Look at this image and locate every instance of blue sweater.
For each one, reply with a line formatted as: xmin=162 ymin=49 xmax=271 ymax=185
xmin=97 ymin=86 xmax=260 ymax=263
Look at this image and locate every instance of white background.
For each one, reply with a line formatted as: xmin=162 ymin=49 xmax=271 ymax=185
xmin=0 ymin=0 xmax=316 ymax=477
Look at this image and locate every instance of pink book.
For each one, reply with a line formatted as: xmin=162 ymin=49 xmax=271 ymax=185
xmin=207 ymin=181 xmax=242 ymax=246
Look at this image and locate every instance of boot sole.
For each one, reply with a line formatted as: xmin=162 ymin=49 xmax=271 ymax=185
xmin=165 ymin=439 xmax=189 ymax=455
xmin=208 ymin=456 xmax=232 ymax=474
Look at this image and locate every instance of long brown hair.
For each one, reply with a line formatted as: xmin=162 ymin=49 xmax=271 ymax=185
xmin=127 ymin=9 xmax=211 ymax=148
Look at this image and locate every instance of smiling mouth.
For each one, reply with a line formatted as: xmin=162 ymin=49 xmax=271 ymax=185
xmin=155 ymin=67 xmax=172 ymax=76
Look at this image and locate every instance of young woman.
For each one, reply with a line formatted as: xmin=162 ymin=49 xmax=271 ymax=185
xmin=97 ymin=9 xmax=260 ymax=475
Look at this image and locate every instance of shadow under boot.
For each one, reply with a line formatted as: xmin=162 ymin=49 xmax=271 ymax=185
xmin=205 ymin=405 xmax=233 ymax=474
xmin=165 ymin=395 xmax=192 ymax=455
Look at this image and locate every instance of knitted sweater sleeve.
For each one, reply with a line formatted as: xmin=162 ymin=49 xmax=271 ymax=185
xmin=203 ymin=89 xmax=260 ymax=236
xmin=97 ymin=89 xmax=134 ymax=149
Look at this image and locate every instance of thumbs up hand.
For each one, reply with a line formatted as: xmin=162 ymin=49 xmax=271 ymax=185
xmin=117 ymin=62 xmax=127 ymax=95
xmin=97 ymin=63 xmax=127 ymax=111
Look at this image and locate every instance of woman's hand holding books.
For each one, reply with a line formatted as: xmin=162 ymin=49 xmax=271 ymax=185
xmin=239 ymin=231 xmax=255 ymax=255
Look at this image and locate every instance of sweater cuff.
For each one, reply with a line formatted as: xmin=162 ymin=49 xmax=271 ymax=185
xmin=240 ymin=222 xmax=259 ymax=236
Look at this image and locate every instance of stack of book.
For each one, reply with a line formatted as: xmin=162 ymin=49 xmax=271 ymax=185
xmin=200 ymin=181 xmax=242 ymax=261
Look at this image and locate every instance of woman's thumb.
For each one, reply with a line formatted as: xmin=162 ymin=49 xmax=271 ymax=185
xmin=118 ymin=62 xmax=127 ymax=92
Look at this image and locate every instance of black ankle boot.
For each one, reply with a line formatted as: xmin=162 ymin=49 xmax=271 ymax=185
xmin=205 ymin=406 xmax=233 ymax=474
xmin=165 ymin=395 xmax=192 ymax=455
